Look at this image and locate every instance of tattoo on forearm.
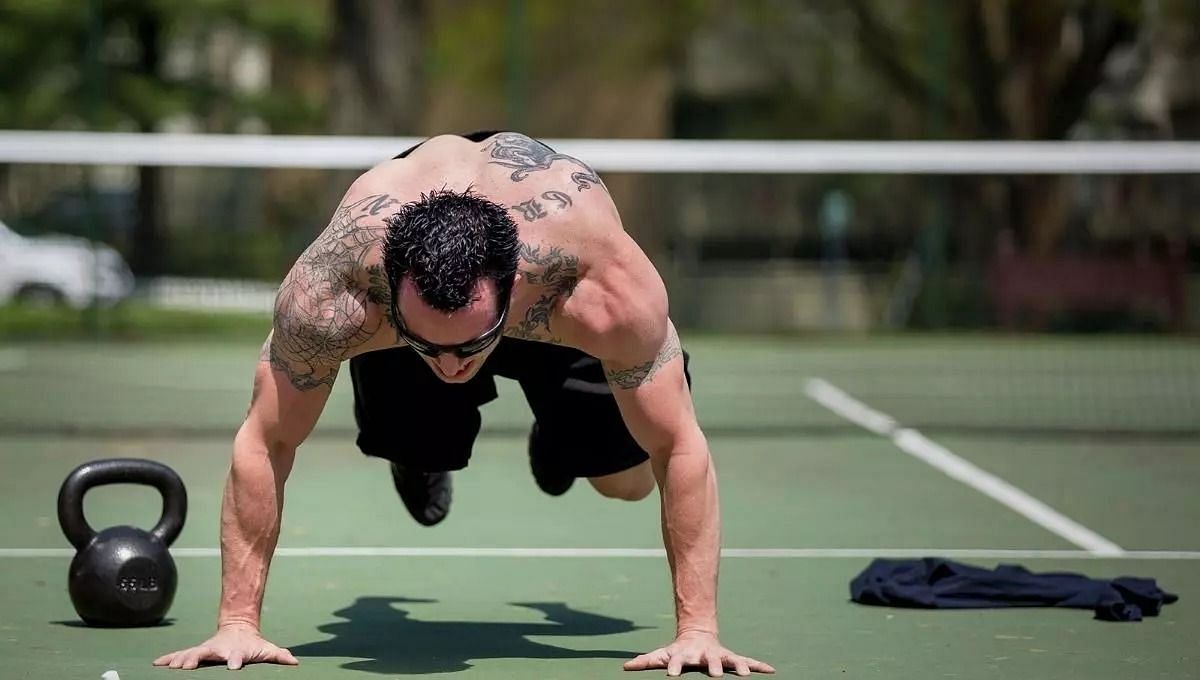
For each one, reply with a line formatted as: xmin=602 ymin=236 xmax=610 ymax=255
xmin=270 ymin=194 xmax=398 ymax=391
xmin=512 ymin=190 xmax=574 ymax=223
xmin=484 ymin=133 xmax=607 ymax=193
xmin=605 ymin=327 xmax=682 ymax=389
xmin=509 ymin=242 xmax=579 ymax=344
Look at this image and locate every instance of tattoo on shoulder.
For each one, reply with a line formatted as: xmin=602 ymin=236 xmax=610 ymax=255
xmin=269 ymin=193 xmax=398 ymax=391
xmin=509 ymin=242 xmax=579 ymax=344
xmin=604 ymin=326 xmax=682 ymax=390
xmin=511 ymin=190 xmax=574 ymax=223
xmin=365 ymin=264 xmax=398 ymax=332
xmin=484 ymin=133 xmax=607 ymax=193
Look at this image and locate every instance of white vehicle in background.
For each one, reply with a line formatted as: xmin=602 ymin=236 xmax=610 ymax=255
xmin=0 ymin=218 xmax=134 ymax=308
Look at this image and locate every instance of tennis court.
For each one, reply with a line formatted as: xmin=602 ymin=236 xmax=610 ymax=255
xmin=1 ymin=334 xmax=1197 ymax=678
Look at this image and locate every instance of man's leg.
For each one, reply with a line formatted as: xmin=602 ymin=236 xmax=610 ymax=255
xmin=349 ymin=346 xmax=498 ymax=526
xmin=587 ymin=461 xmax=655 ymax=501
xmin=491 ymin=339 xmax=692 ymax=500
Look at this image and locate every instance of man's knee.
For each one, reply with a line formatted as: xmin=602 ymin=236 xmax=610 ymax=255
xmin=588 ymin=462 xmax=655 ymax=501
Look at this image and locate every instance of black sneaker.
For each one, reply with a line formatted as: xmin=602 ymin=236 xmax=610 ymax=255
xmin=528 ymin=423 xmax=574 ymax=496
xmin=390 ymin=462 xmax=452 ymax=526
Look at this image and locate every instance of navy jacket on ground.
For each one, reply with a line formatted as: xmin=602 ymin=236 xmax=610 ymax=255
xmin=850 ymin=558 xmax=1178 ymax=622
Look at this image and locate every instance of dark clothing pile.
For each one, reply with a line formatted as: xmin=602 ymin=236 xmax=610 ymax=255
xmin=850 ymin=558 xmax=1178 ymax=622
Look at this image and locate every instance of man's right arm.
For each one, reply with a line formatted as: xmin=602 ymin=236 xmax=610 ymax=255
xmin=216 ymin=331 xmax=338 ymax=632
xmin=216 ymin=190 xmax=395 ymax=633
xmin=155 ymin=200 xmax=389 ymax=668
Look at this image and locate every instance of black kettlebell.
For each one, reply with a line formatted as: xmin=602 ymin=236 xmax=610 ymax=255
xmin=57 ymin=458 xmax=187 ymax=627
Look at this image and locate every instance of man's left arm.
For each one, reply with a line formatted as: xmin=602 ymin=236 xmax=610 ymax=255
xmin=600 ymin=319 xmax=775 ymax=677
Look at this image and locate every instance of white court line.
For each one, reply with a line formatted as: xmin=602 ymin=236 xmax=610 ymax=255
xmin=804 ymin=378 xmax=1126 ymax=557
xmin=803 ymin=377 xmax=897 ymax=435
xmin=0 ymin=349 xmax=28 ymax=372
xmin=2 ymin=547 xmax=1195 ymax=559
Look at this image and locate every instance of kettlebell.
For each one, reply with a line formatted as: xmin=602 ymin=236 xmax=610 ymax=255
xmin=57 ymin=458 xmax=187 ymax=627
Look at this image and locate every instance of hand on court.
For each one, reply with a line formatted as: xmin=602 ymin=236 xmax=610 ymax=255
xmin=624 ymin=630 xmax=775 ymax=676
xmin=153 ymin=623 xmax=299 ymax=670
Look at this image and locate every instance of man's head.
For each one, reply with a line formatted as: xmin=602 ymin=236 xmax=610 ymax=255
xmin=382 ymin=188 xmax=520 ymax=383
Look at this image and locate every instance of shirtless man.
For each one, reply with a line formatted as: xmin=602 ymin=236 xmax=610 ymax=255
xmin=154 ymin=131 xmax=775 ymax=677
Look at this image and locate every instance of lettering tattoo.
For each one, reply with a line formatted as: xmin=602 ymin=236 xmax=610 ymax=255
xmin=512 ymin=198 xmax=548 ymax=222
xmin=511 ymin=190 xmax=574 ymax=223
xmin=270 ymin=193 xmax=399 ymax=391
xmin=604 ymin=326 xmax=683 ymax=390
xmin=542 ymin=190 xmax=572 ymax=210
xmin=510 ymin=242 xmax=579 ymax=344
xmin=484 ymin=132 xmax=607 ymax=193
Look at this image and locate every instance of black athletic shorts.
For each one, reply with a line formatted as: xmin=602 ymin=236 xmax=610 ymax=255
xmin=349 ymin=338 xmax=692 ymax=476
xmin=351 ymin=131 xmax=691 ymax=477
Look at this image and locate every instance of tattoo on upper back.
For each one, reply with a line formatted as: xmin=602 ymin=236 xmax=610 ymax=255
xmin=604 ymin=326 xmax=683 ymax=390
xmin=510 ymin=242 xmax=579 ymax=344
xmin=511 ymin=190 xmax=573 ymax=223
xmin=270 ymin=193 xmax=399 ymax=391
xmin=484 ymin=133 xmax=607 ymax=193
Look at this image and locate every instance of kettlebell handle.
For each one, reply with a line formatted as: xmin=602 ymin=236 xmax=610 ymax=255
xmin=57 ymin=458 xmax=187 ymax=550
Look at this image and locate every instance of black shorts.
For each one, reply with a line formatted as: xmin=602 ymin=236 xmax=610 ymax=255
xmin=349 ymin=339 xmax=692 ymax=477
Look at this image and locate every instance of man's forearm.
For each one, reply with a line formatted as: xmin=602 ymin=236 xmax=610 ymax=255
xmin=655 ymin=437 xmax=721 ymax=636
xmin=217 ymin=425 xmax=294 ymax=629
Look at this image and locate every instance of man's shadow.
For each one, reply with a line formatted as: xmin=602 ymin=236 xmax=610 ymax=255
xmin=288 ymin=596 xmax=648 ymax=674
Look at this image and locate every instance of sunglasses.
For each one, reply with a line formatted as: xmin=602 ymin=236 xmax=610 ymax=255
xmin=391 ymin=281 xmax=512 ymax=359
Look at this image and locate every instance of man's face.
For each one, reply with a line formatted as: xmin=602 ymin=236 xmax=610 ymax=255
xmin=394 ymin=277 xmax=506 ymax=384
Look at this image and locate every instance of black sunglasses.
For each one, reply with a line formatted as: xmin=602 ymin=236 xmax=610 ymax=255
xmin=391 ymin=281 xmax=512 ymax=359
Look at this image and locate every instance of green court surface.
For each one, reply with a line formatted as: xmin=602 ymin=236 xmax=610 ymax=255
xmin=1 ymin=336 xmax=1198 ymax=678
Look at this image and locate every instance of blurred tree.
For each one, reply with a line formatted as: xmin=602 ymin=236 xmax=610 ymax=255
xmin=830 ymin=0 xmax=1140 ymax=254
xmin=0 ymin=0 xmax=327 ymax=274
xmin=329 ymin=0 xmax=425 ymax=136
xmin=318 ymin=0 xmax=426 ymax=207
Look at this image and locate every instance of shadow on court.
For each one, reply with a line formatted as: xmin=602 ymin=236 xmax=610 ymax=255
xmin=288 ymin=596 xmax=646 ymax=674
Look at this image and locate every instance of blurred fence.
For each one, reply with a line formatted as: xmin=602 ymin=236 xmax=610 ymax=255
xmin=0 ymin=132 xmax=1197 ymax=333
xmin=0 ymin=132 xmax=1197 ymax=438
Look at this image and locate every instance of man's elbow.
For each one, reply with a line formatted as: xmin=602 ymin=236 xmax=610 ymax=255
xmin=233 ymin=419 xmax=298 ymax=479
xmin=648 ymin=426 xmax=709 ymax=465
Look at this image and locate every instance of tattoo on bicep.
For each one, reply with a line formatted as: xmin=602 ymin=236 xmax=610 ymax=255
xmin=484 ymin=133 xmax=608 ymax=193
xmin=604 ymin=326 xmax=682 ymax=390
xmin=270 ymin=278 xmax=363 ymax=391
xmin=511 ymin=190 xmax=574 ymax=223
xmin=509 ymin=242 xmax=579 ymax=344
xmin=267 ymin=193 xmax=397 ymax=391
xmin=268 ymin=339 xmax=343 ymax=391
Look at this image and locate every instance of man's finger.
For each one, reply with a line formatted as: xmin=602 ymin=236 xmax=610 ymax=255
xmin=276 ymin=647 xmax=300 ymax=666
xmin=624 ymin=650 xmax=667 ymax=671
xmin=152 ymin=652 xmax=175 ymax=667
xmin=667 ymin=653 xmax=685 ymax=677
xmin=180 ymin=649 xmax=203 ymax=671
xmin=725 ymin=653 xmax=751 ymax=677
xmin=228 ymin=651 xmax=244 ymax=671
xmin=745 ymin=657 xmax=776 ymax=674
xmin=707 ymin=652 xmax=724 ymax=677
xmin=623 ymin=653 xmax=651 ymax=670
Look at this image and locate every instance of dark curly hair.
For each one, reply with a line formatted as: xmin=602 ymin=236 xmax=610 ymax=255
xmin=382 ymin=188 xmax=520 ymax=313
